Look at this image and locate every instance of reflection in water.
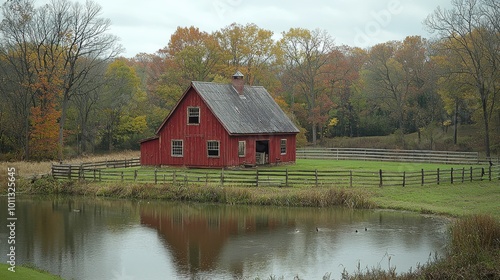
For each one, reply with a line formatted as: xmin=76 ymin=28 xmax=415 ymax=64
xmin=0 ymin=196 xmax=448 ymax=279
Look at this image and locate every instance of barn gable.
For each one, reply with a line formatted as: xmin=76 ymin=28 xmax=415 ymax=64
xmin=140 ymin=72 xmax=299 ymax=167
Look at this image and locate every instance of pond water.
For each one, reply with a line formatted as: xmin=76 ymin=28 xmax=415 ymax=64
xmin=0 ymin=196 xmax=449 ymax=279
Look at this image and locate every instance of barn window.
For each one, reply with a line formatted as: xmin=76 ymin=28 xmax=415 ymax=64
xmin=187 ymin=107 xmax=200 ymax=124
xmin=238 ymin=141 xmax=246 ymax=157
xmin=171 ymin=140 xmax=183 ymax=157
xmin=280 ymin=139 xmax=287 ymax=155
xmin=207 ymin=141 xmax=220 ymax=157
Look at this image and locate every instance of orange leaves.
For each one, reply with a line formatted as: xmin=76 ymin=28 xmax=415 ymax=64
xmin=29 ymin=88 xmax=61 ymax=160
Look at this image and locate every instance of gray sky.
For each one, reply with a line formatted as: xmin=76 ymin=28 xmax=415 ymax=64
xmin=39 ymin=0 xmax=455 ymax=57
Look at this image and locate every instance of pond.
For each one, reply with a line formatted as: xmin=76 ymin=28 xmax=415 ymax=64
xmin=0 ymin=196 xmax=449 ymax=279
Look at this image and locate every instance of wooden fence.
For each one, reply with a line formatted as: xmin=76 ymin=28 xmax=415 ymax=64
xmin=51 ymin=158 xmax=140 ymax=180
xmin=296 ymin=148 xmax=485 ymax=164
xmin=52 ymin=159 xmax=499 ymax=187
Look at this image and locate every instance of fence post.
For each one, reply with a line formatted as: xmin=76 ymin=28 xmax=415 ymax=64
xmin=315 ymin=169 xmax=318 ymax=187
xmin=349 ymin=170 xmax=353 ymax=188
xmin=285 ymin=169 xmax=289 ymax=187
xmin=173 ymin=170 xmax=177 ymax=185
xmin=437 ymin=168 xmax=440 ymax=185
xmin=256 ymin=169 xmax=259 ymax=187
xmin=462 ymin=168 xmax=465 ymax=183
xmin=79 ymin=164 xmax=83 ymax=181
xmin=121 ymin=171 xmax=124 ymax=182
xmin=402 ymin=171 xmax=406 ymax=187
xmin=488 ymin=165 xmax=491 ymax=181
xmin=451 ymin=168 xmax=453 ymax=184
xmin=134 ymin=169 xmax=137 ymax=181
xmin=470 ymin=166 xmax=473 ymax=182
xmin=379 ymin=169 xmax=383 ymax=188
xmin=99 ymin=169 xmax=101 ymax=182
xmin=421 ymin=169 xmax=424 ymax=186
xmin=93 ymin=169 xmax=96 ymax=181
xmin=221 ymin=169 xmax=224 ymax=187
xmin=154 ymin=168 xmax=157 ymax=184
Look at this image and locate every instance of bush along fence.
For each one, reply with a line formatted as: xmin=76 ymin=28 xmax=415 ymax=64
xmin=51 ymin=158 xmax=499 ymax=188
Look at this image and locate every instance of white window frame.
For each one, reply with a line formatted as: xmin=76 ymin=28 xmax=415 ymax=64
xmin=207 ymin=140 xmax=220 ymax=158
xmin=238 ymin=141 xmax=246 ymax=157
xmin=187 ymin=107 xmax=200 ymax=125
xmin=171 ymin=140 xmax=183 ymax=157
xmin=280 ymin=139 xmax=287 ymax=155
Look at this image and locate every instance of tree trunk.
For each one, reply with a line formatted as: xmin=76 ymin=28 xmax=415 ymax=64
xmin=311 ymin=123 xmax=317 ymax=146
xmin=58 ymin=94 xmax=69 ymax=161
xmin=453 ymin=101 xmax=458 ymax=145
xmin=481 ymin=97 xmax=491 ymax=159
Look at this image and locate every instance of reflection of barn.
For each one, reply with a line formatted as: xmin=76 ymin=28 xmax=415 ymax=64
xmin=139 ymin=204 xmax=297 ymax=276
xmin=140 ymin=71 xmax=299 ymax=167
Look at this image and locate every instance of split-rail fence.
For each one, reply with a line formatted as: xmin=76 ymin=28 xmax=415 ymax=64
xmin=51 ymin=157 xmax=499 ymax=188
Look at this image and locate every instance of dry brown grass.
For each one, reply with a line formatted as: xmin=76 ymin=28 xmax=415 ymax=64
xmin=0 ymin=150 xmax=139 ymax=180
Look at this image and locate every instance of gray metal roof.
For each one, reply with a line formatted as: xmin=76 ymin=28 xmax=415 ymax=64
xmin=192 ymin=81 xmax=299 ymax=135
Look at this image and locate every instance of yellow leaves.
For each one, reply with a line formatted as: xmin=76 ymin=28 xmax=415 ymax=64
xmin=328 ymin=118 xmax=339 ymax=127
xmin=118 ymin=115 xmax=147 ymax=135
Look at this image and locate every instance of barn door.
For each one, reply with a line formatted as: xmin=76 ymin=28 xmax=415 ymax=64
xmin=255 ymin=140 xmax=269 ymax=165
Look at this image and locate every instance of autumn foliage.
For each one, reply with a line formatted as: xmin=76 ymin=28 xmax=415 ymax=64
xmin=26 ymin=77 xmax=60 ymax=161
xmin=1 ymin=0 xmax=499 ymax=160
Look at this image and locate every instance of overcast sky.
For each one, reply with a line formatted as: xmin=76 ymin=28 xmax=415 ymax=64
xmin=36 ymin=0 xmax=454 ymax=57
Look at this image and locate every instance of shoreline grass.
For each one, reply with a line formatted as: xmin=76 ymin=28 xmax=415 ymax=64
xmin=0 ymin=263 xmax=62 ymax=280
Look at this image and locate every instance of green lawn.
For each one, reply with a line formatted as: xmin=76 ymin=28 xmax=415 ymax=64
xmin=126 ymin=159 xmax=475 ymax=172
xmin=364 ymin=180 xmax=500 ymax=218
xmin=0 ymin=264 xmax=62 ymax=280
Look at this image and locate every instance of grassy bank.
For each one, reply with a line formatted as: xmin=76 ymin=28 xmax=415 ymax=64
xmin=16 ymin=176 xmax=376 ymax=209
xmin=16 ymin=167 xmax=499 ymax=219
xmin=0 ymin=263 xmax=62 ymax=280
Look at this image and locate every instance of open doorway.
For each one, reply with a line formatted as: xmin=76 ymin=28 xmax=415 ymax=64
xmin=255 ymin=140 xmax=269 ymax=165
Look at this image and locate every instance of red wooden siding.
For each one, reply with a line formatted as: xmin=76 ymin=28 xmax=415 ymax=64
xmin=140 ymin=137 xmax=159 ymax=165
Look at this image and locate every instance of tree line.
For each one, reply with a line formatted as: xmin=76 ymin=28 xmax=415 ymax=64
xmin=0 ymin=0 xmax=498 ymax=161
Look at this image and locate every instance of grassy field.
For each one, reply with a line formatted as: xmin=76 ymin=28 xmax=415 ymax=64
xmin=0 ymin=150 xmax=139 ymax=180
xmin=366 ymin=181 xmax=500 ymax=219
xmin=0 ymin=264 xmax=62 ymax=280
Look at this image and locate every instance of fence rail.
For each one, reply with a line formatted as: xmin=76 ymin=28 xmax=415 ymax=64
xmin=52 ymin=159 xmax=499 ymax=187
xmin=296 ymin=148 xmax=484 ymax=164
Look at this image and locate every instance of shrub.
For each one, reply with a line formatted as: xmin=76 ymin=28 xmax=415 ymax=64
xmin=449 ymin=214 xmax=500 ymax=265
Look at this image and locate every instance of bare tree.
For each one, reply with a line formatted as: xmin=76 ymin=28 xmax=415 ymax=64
xmin=0 ymin=0 xmax=121 ymax=159
xmin=425 ymin=0 xmax=499 ymax=158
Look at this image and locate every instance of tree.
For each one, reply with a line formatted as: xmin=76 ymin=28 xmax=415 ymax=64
xmin=362 ymin=36 xmax=433 ymax=147
xmin=0 ymin=0 xmax=121 ymax=159
xmin=98 ymin=59 xmax=144 ymax=151
xmin=277 ymin=28 xmax=336 ymax=145
xmin=0 ymin=0 xmax=38 ymax=159
xmin=324 ymin=46 xmax=367 ymax=137
xmin=215 ymin=23 xmax=277 ymax=87
xmin=165 ymin=26 xmax=221 ymax=83
xmin=425 ymin=0 xmax=500 ymax=158
xmin=54 ymin=0 xmax=122 ymax=159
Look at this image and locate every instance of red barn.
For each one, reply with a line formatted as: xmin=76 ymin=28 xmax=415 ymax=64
xmin=140 ymin=72 xmax=299 ymax=168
